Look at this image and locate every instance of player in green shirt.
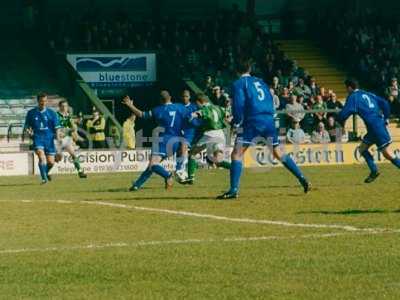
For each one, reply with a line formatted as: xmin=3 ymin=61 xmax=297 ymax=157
xmin=56 ymin=100 xmax=87 ymax=179
xmin=182 ymin=93 xmax=231 ymax=184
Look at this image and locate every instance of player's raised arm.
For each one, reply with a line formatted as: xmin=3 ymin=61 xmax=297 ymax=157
xmin=122 ymin=96 xmax=145 ymax=118
xmin=188 ymin=110 xmax=203 ymax=128
xmin=231 ymin=81 xmax=245 ymax=127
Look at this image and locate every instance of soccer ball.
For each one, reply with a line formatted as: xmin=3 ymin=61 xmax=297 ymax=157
xmin=175 ymin=169 xmax=188 ymax=183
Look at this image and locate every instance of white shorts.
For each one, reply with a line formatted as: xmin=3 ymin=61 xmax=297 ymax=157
xmin=195 ymin=129 xmax=226 ymax=160
xmin=57 ymin=136 xmax=74 ymax=152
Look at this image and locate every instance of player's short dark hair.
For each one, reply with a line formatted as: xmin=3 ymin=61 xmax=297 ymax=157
xmin=236 ymin=57 xmax=253 ymax=74
xmin=344 ymin=78 xmax=359 ymax=90
xmin=58 ymin=100 xmax=68 ymax=107
xmin=182 ymin=89 xmax=191 ymax=96
xmin=196 ymin=92 xmax=209 ymax=103
xmin=160 ymin=90 xmax=171 ymax=101
xmin=37 ymin=92 xmax=48 ymax=102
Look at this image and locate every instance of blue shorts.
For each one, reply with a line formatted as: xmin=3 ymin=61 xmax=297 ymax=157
xmin=33 ymin=135 xmax=56 ymax=156
xmin=236 ymin=115 xmax=279 ymax=147
xmin=362 ymin=123 xmax=392 ymax=150
xmin=151 ymin=135 xmax=181 ymax=158
xmin=183 ymin=128 xmax=196 ymax=147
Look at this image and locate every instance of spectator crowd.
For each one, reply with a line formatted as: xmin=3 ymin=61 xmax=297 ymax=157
xmin=41 ymin=6 xmax=351 ymax=145
xmin=313 ymin=7 xmax=400 ymax=117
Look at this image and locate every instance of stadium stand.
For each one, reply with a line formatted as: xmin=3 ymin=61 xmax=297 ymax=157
xmin=39 ymin=7 xmax=353 ymax=144
xmin=0 ymin=37 xmax=65 ymax=146
xmin=277 ymin=40 xmax=348 ymax=100
xmin=311 ymin=6 xmax=400 ymax=140
xmin=3 ymin=3 xmax=390 ymax=147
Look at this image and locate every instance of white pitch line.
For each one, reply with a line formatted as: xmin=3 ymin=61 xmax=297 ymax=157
xmin=82 ymin=201 xmax=397 ymax=233
xmin=4 ymin=199 xmax=399 ymax=234
xmin=56 ymin=200 xmax=72 ymax=204
xmin=0 ymin=230 xmax=396 ymax=255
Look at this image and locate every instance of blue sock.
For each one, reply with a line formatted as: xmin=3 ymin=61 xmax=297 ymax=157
xmin=361 ymin=150 xmax=378 ymax=174
xmin=281 ymin=154 xmax=305 ymax=181
xmin=390 ymin=157 xmax=400 ymax=169
xmin=151 ymin=164 xmax=171 ymax=179
xmin=133 ymin=168 xmax=153 ymax=188
xmin=230 ymin=160 xmax=243 ymax=193
xmin=38 ymin=163 xmax=48 ymax=181
xmin=46 ymin=164 xmax=53 ymax=175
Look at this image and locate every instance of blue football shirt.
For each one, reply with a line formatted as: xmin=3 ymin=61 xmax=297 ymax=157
xmin=231 ymin=74 xmax=275 ymax=126
xmin=24 ymin=107 xmax=61 ymax=139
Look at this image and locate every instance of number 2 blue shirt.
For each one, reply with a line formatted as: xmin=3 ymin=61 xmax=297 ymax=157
xmin=337 ymin=89 xmax=391 ymax=128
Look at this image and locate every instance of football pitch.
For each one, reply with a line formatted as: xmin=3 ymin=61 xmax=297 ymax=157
xmin=0 ymin=165 xmax=399 ymax=299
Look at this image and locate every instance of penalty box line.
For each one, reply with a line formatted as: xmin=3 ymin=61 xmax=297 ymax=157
xmin=0 ymin=230 xmax=397 ymax=255
xmin=81 ymin=200 xmax=399 ymax=234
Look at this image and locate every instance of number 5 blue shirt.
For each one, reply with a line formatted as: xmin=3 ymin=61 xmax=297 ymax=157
xmin=231 ymin=74 xmax=275 ymax=127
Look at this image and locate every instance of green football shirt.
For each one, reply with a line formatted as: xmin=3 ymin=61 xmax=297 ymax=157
xmin=57 ymin=112 xmax=74 ymax=136
xmin=198 ymin=103 xmax=226 ymax=132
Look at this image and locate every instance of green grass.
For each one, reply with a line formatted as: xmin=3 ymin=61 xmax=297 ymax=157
xmin=0 ymin=165 xmax=400 ymax=299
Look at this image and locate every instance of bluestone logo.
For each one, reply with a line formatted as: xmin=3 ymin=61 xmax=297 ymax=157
xmin=76 ymin=56 xmax=147 ymax=72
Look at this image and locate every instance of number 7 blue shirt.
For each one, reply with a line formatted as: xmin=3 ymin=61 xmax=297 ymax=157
xmin=143 ymin=103 xmax=188 ymax=137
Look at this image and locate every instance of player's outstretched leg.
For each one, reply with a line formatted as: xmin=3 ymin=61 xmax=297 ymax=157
xmin=36 ymin=150 xmax=48 ymax=184
xmin=64 ymin=145 xmax=87 ymax=178
xmin=46 ymin=141 xmax=57 ymax=181
xmin=216 ymin=161 xmax=231 ymax=169
xmin=185 ymin=144 xmax=206 ymax=185
xmin=186 ymin=157 xmax=197 ymax=184
xmin=175 ymin=154 xmax=189 ymax=184
xmin=45 ymin=153 xmax=57 ymax=182
xmin=175 ymin=143 xmax=188 ymax=174
xmin=359 ymin=143 xmax=380 ymax=183
xmin=47 ymin=157 xmax=57 ymax=182
xmin=130 ymin=167 xmax=153 ymax=191
xmin=38 ymin=162 xmax=48 ymax=184
xmin=217 ymin=146 xmax=246 ymax=200
xmin=274 ymin=148 xmax=311 ymax=193
xmin=361 ymin=150 xmax=380 ymax=183
xmin=151 ymin=164 xmax=173 ymax=190
xmin=381 ymin=146 xmax=400 ymax=169
xmin=130 ymin=154 xmax=173 ymax=191
xmin=46 ymin=163 xmax=54 ymax=181
xmin=71 ymin=155 xmax=87 ymax=178
xmin=74 ymin=157 xmax=87 ymax=178
xmin=216 ymin=159 xmax=242 ymax=200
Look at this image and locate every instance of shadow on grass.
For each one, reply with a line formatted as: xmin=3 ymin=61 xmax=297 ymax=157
xmin=0 ymin=183 xmax=36 ymax=187
xmin=86 ymin=196 xmax=215 ymax=201
xmin=94 ymin=187 xmax=309 ymax=200
xmin=297 ymin=209 xmax=400 ymax=215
